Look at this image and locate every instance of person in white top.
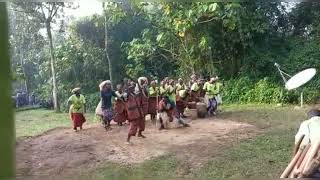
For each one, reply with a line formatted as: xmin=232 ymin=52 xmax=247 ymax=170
xmin=293 ymin=109 xmax=320 ymax=178
xmin=295 ymin=109 xmax=320 ymax=149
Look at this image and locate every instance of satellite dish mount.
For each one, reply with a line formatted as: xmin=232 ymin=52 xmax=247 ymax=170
xmin=275 ymin=63 xmax=317 ymax=107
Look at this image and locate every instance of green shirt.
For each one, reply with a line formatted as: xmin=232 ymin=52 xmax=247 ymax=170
xmin=149 ymin=87 xmax=159 ymax=97
xmin=203 ymin=82 xmax=222 ymax=98
xmin=68 ymin=94 xmax=86 ymax=113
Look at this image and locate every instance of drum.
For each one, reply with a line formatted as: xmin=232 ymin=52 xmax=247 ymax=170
xmin=188 ymin=109 xmax=198 ymax=120
xmin=196 ymin=102 xmax=207 ymax=118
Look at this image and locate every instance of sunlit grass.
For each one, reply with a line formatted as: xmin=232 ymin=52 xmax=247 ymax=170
xmin=15 ymin=109 xmax=96 ymax=138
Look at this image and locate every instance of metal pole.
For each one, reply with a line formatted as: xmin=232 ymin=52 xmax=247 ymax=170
xmin=0 ymin=2 xmax=15 ymax=178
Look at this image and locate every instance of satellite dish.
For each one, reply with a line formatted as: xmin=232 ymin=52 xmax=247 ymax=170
xmin=285 ymin=68 xmax=316 ymax=90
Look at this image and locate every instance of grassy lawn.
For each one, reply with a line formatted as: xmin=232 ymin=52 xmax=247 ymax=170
xmin=15 ymin=109 xmax=96 ymax=138
xmin=15 ymin=105 xmax=310 ymax=178
xmin=81 ymin=104 xmax=308 ymax=178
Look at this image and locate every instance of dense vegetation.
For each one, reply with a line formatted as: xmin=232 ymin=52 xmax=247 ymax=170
xmin=10 ymin=2 xmax=320 ymax=112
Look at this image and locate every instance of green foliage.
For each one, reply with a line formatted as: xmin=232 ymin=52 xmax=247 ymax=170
xmin=85 ymin=92 xmax=100 ymax=112
xmin=10 ymin=2 xmax=320 ymax=106
xmin=223 ymin=77 xmax=319 ymax=104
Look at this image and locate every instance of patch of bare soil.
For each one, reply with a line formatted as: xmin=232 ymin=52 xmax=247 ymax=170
xmin=16 ymin=116 xmax=259 ymax=178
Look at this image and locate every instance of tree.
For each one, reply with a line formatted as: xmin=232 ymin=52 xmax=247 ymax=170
xmin=103 ymin=2 xmax=113 ymax=88
xmin=14 ymin=2 xmax=69 ymax=112
xmin=9 ymin=2 xmax=46 ymax=94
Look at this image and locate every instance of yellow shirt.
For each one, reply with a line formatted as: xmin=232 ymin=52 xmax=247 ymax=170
xmin=176 ymin=83 xmax=186 ymax=92
xmin=203 ymin=82 xmax=215 ymax=98
xmin=166 ymin=85 xmax=176 ymax=102
xmin=178 ymin=89 xmax=187 ymax=98
xmin=191 ymin=82 xmax=200 ymax=92
xmin=160 ymin=86 xmax=167 ymax=96
xmin=149 ymin=87 xmax=159 ymax=97
xmin=295 ymin=116 xmax=320 ymax=147
xmin=68 ymin=94 xmax=86 ymax=113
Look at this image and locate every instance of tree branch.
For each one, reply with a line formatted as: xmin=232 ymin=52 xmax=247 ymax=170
xmin=198 ymin=16 xmax=218 ymax=24
xmin=40 ymin=4 xmax=47 ymax=22
xmin=48 ymin=3 xmax=54 ymax=19
xmin=51 ymin=5 xmax=59 ymax=19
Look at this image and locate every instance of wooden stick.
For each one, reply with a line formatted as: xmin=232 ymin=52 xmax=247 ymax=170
xmin=296 ymin=148 xmax=312 ymax=178
xmin=280 ymin=134 xmax=305 ymax=178
xmin=290 ymin=144 xmax=311 ymax=178
xmin=294 ymin=134 xmax=305 ymax=155
xmin=303 ymin=155 xmax=320 ymax=177
xmin=280 ymin=148 xmax=304 ymax=178
xmin=302 ymin=141 xmax=320 ymax=176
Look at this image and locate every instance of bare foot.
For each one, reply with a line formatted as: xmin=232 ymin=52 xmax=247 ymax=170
xmin=138 ymin=134 xmax=146 ymax=138
xmin=125 ymin=141 xmax=132 ymax=145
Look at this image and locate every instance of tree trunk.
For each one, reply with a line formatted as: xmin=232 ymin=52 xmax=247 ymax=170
xmin=45 ymin=21 xmax=60 ymax=112
xmin=0 ymin=3 xmax=15 ymax=177
xmin=19 ymin=49 xmax=28 ymax=94
xmin=103 ymin=2 xmax=114 ymax=88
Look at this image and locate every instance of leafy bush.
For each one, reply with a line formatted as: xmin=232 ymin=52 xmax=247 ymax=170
xmin=223 ymin=77 xmax=319 ymax=104
xmin=85 ymin=92 xmax=101 ymax=112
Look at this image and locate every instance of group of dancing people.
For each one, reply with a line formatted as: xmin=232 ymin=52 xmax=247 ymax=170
xmin=67 ymin=74 xmax=223 ymax=144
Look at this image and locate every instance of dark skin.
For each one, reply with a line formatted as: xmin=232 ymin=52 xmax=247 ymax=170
xmin=68 ymin=91 xmax=86 ymax=130
xmin=116 ymin=84 xmax=124 ymax=126
xmin=158 ymin=97 xmax=170 ymax=130
xmin=102 ymin=84 xmax=113 ymax=130
xmin=126 ymin=86 xmax=146 ymax=143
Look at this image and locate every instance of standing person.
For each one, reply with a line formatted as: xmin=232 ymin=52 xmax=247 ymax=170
xmin=199 ymin=78 xmax=206 ymax=98
xmin=176 ymin=87 xmax=189 ymax=118
xmin=176 ymin=78 xmax=186 ymax=93
xmin=214 ymin=76 xmax=223 ymax=106
xmin=203 ymin=77 xmax=220 ymax=116
xmin=159 ymin=80 xmax=167 ymax=99
xmin=114 ymin=84 xmax=126 ymax=126
xmin=122 ymin=78 xmax=130 ymax=92
xmin=190 ymin=75 xmax=200 ymax=102
xmin=135 ymin=77 xmax=149 ymax=115
xmin=166 ymin=79 xmax=176 ymax=107
xmin=99 ymin=80 xmax=119 ymax=130
xmin=67 ymin=88 xmax=86 ymax=132
xmin=126 ymin=84 xmax=146 ymax=144
xmin=148 ymin=80 xmax=158 ymax=121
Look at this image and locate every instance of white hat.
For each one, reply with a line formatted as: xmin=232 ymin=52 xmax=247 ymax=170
xmin=99 ymin=80 xmax=111 ymax=90
xmin=71 ymin=87 xmax=81 ymax=93
xmin=138 ymin=77 xmax=148 ymax=85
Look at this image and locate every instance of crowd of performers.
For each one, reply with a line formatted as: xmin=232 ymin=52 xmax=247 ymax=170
xmin=67 ymin=74 xmax=223 ymax=144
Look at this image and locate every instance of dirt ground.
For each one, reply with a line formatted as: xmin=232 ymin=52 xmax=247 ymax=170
xmin=16 ymin=115 xmax=258 ymax=178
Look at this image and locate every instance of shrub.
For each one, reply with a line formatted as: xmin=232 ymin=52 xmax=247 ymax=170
xmin=222 ymin=77 xmax=319 ymax=105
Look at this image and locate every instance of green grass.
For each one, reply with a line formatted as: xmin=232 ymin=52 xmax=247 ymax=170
xmin=15 ymin=109 xmax=96 ymax=138
xmin=80 ymin=155 xmax=188 ymax=179
xmin=15 ymin=105 xmax=310 ymax=178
